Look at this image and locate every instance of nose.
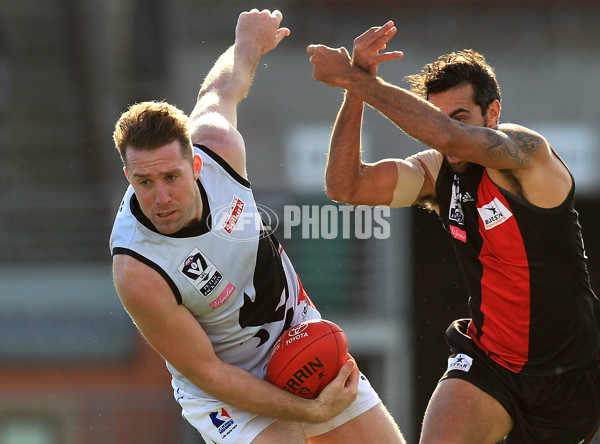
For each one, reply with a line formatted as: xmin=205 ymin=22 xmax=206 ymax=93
xmin=154 ymin=183 xmax=171 ymax=205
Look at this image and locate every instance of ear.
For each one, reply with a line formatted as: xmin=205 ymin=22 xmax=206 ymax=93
xmin=192 ymin=154 xmax=202 ymax=180
xmin=123 ymin=166 xmax=131 ymax=183
xmin=485 ymin=99 xmax=501 ymax=127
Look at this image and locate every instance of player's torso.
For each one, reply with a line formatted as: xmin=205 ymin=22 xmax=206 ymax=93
xmin=110 ymin=146 xmax=303 ymax=375
xmin=435 ymin=159 xmax=599 ymax=374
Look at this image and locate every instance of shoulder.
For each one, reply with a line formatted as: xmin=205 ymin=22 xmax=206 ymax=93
xmin=190 ymin=112 xmax=247 ymax=179
xmin=113 ymin=254 xmax=175 ymax=310
xmin=496 ymin=123 xmax=551 ymax=164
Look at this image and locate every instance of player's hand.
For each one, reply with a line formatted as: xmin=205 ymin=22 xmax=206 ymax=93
xmin=310 ymin=358 xmax=359 ymax=423
xmin=307 ymin=44 xmax=353 ymax=87
xmin=235 ymin=9 xmax=290 ymax=55
xmin=352 ymin=21 xmax=404 ymax=75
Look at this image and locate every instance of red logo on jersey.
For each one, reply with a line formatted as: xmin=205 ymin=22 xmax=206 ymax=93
xmin=450 ymin=225 xmax=467 ymax=243
xmin=222 ymin=197 xmax=245 ymax=234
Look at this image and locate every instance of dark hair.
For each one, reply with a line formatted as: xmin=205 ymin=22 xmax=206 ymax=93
xmin=405 ymin=49 xmax=501 ymax=116
xmin=113 ymin=100 xmax=193 ymax=165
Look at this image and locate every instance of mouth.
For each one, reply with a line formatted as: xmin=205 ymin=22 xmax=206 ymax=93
xmin=155 ymin=210 xmax=177 ymax=219
xmin=447 ymin=155 xmax=462 ymax=163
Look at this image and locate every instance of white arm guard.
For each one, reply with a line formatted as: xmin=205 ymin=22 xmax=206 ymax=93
xmin=389 ymin=149 xmax=443 ymax=207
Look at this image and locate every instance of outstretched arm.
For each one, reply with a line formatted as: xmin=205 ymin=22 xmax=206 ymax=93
xmin=323 ymin=23 xmax=429 ymax=207
xmin=190 ymin=9 xmax=290 ymax=178
xmin=308 ymin=22 xmax=550 ymax=173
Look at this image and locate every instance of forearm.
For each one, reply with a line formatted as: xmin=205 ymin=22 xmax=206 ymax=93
xmin=339 ymin=69 xmax=456 ymax=152
xmin=325 ymin=92 xmax=365 ymax=202
xmin=189 ymin=359 xmax=325 ymax=423
xmin=196 ymin=40 xmax=262 ymax=107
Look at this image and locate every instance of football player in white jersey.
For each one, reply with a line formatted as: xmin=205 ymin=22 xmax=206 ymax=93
xmin=110 ymin=9 xmax=405 ymax=444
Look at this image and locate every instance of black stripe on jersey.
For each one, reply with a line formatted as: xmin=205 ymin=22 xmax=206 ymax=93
xmin=112 ymin=247 xmax=183 ymax=305
xmin=238 ymin=228 xmax=293 ymax=346
xmin=194 ymin=144 xmax=251 ymax=188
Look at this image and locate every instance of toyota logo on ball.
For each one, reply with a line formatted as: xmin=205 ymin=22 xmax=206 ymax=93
xmin=288 ymin=323 xmax=309 ymax=337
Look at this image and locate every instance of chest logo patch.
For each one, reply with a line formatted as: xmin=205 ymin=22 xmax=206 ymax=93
xmin=477 ymin=197 xmax=513 ymax=230
xmin=179 ymin=247 xmax=224 ymax=298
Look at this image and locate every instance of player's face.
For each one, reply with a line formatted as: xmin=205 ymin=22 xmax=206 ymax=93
xmin=124 ymin=140 xmax=202 ymax=235
xmin=429 ymin=83 xmax=487 ymax=174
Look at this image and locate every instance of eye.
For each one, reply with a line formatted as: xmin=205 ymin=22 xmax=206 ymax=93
xmin=165 ymin=174 xmax=177 ymax=181
xmin=139 ymin=179 xmax=151 ymax=186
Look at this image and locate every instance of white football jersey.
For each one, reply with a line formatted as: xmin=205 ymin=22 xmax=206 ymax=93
xmin=110 ymin=145 xmax=315 ymax=397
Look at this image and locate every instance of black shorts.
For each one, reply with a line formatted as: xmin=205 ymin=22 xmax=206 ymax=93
xmin=440 ymin=319 xmax=600 ymax=444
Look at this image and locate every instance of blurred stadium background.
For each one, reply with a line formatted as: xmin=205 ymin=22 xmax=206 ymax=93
xmin=0 ymin=0 xmax=599 ymax=442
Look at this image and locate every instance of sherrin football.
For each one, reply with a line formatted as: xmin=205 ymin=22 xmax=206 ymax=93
xmin=266 ymin=319 xmax=349 ymax=399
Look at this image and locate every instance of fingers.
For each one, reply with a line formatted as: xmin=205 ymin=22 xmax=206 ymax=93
xmin=379 ymin=50 xmax=405 ymax=63
xmin=355 ymin=21 xmax=394 ymax=43
xmin=276 ymin=27 xmax=291 ymax=43
xmin=354 ymin=20 xmax=398 ymax=54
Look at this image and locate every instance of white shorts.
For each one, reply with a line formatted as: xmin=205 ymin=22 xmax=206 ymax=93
xmin=173 ymin=371 xmax=381 ymax=443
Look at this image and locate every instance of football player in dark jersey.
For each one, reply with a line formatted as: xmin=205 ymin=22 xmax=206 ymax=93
xmin=308 ymin=21 xmax=600 ymax=444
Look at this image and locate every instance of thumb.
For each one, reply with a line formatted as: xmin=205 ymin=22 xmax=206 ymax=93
xmin=306 ymin=44 xmax=318 ymax=56
xmin=338 ymin=358 xmax=356 ymax=379
xmin=275 ymin=27 xmax=291 ymax=44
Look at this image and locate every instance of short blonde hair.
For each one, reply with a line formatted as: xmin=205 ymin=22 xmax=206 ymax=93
xmin=113 ymin=101 xmax=193 ymax=165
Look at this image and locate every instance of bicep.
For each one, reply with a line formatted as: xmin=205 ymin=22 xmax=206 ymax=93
xmin=335 ymin=159 xmax=399 ymax=206
xmin=336 ymin=150 xmax=442 ymax=207
xmin=113 ymin=255 xmax=220 ymax=381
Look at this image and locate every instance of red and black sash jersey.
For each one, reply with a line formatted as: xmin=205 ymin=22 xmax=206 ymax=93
xmin=435 ymin=158 xmax=600 ymax=375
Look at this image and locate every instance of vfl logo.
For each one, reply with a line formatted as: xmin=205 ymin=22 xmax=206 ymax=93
xmin=209 ymin=408 xmax=237 ymax=438
xmin=477 ymin=198 xmax=513 ymax=230
xmin=179 ymin=248 xmax=223 ymax=298
xmin=447 ymin=353 xmax=473 ymax=372
xmin=449 ymin=175 xmax=465 ymax=226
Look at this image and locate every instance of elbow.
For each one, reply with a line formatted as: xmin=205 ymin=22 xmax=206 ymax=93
xmin=325 ymin=184 xmax=349 ymax=203
xmin=325 ymin=184 xmax=361 ymax=205
xmin=325 ymin=182 xmax=352 ymax=204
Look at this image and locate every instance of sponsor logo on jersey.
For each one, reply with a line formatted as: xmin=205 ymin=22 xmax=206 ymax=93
xmin=450 ymin=225 xmax=467 ymax=243
xmin=179 ymin=248 xmax=223 ymax=298
xmin=221 ymin=196 xmax=245 ymax=234
xmin=447 ymin=353 xmax=473 ymax=372
xmin=209 ymin=408 xmax=237 ymax=438
xmin=477 ymin=198 xmax=513 ymax=230
xmin=208 ymin=201 xmax=279 ymax=242
xmin=209 ymin=282 xmax=235 ymax=310
xmin=461 ymin=192 xmax=474 ymax=203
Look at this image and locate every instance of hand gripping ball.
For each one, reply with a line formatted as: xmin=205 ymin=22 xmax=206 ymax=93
xmin=266 ymin=319 xmax=349 ymax=399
